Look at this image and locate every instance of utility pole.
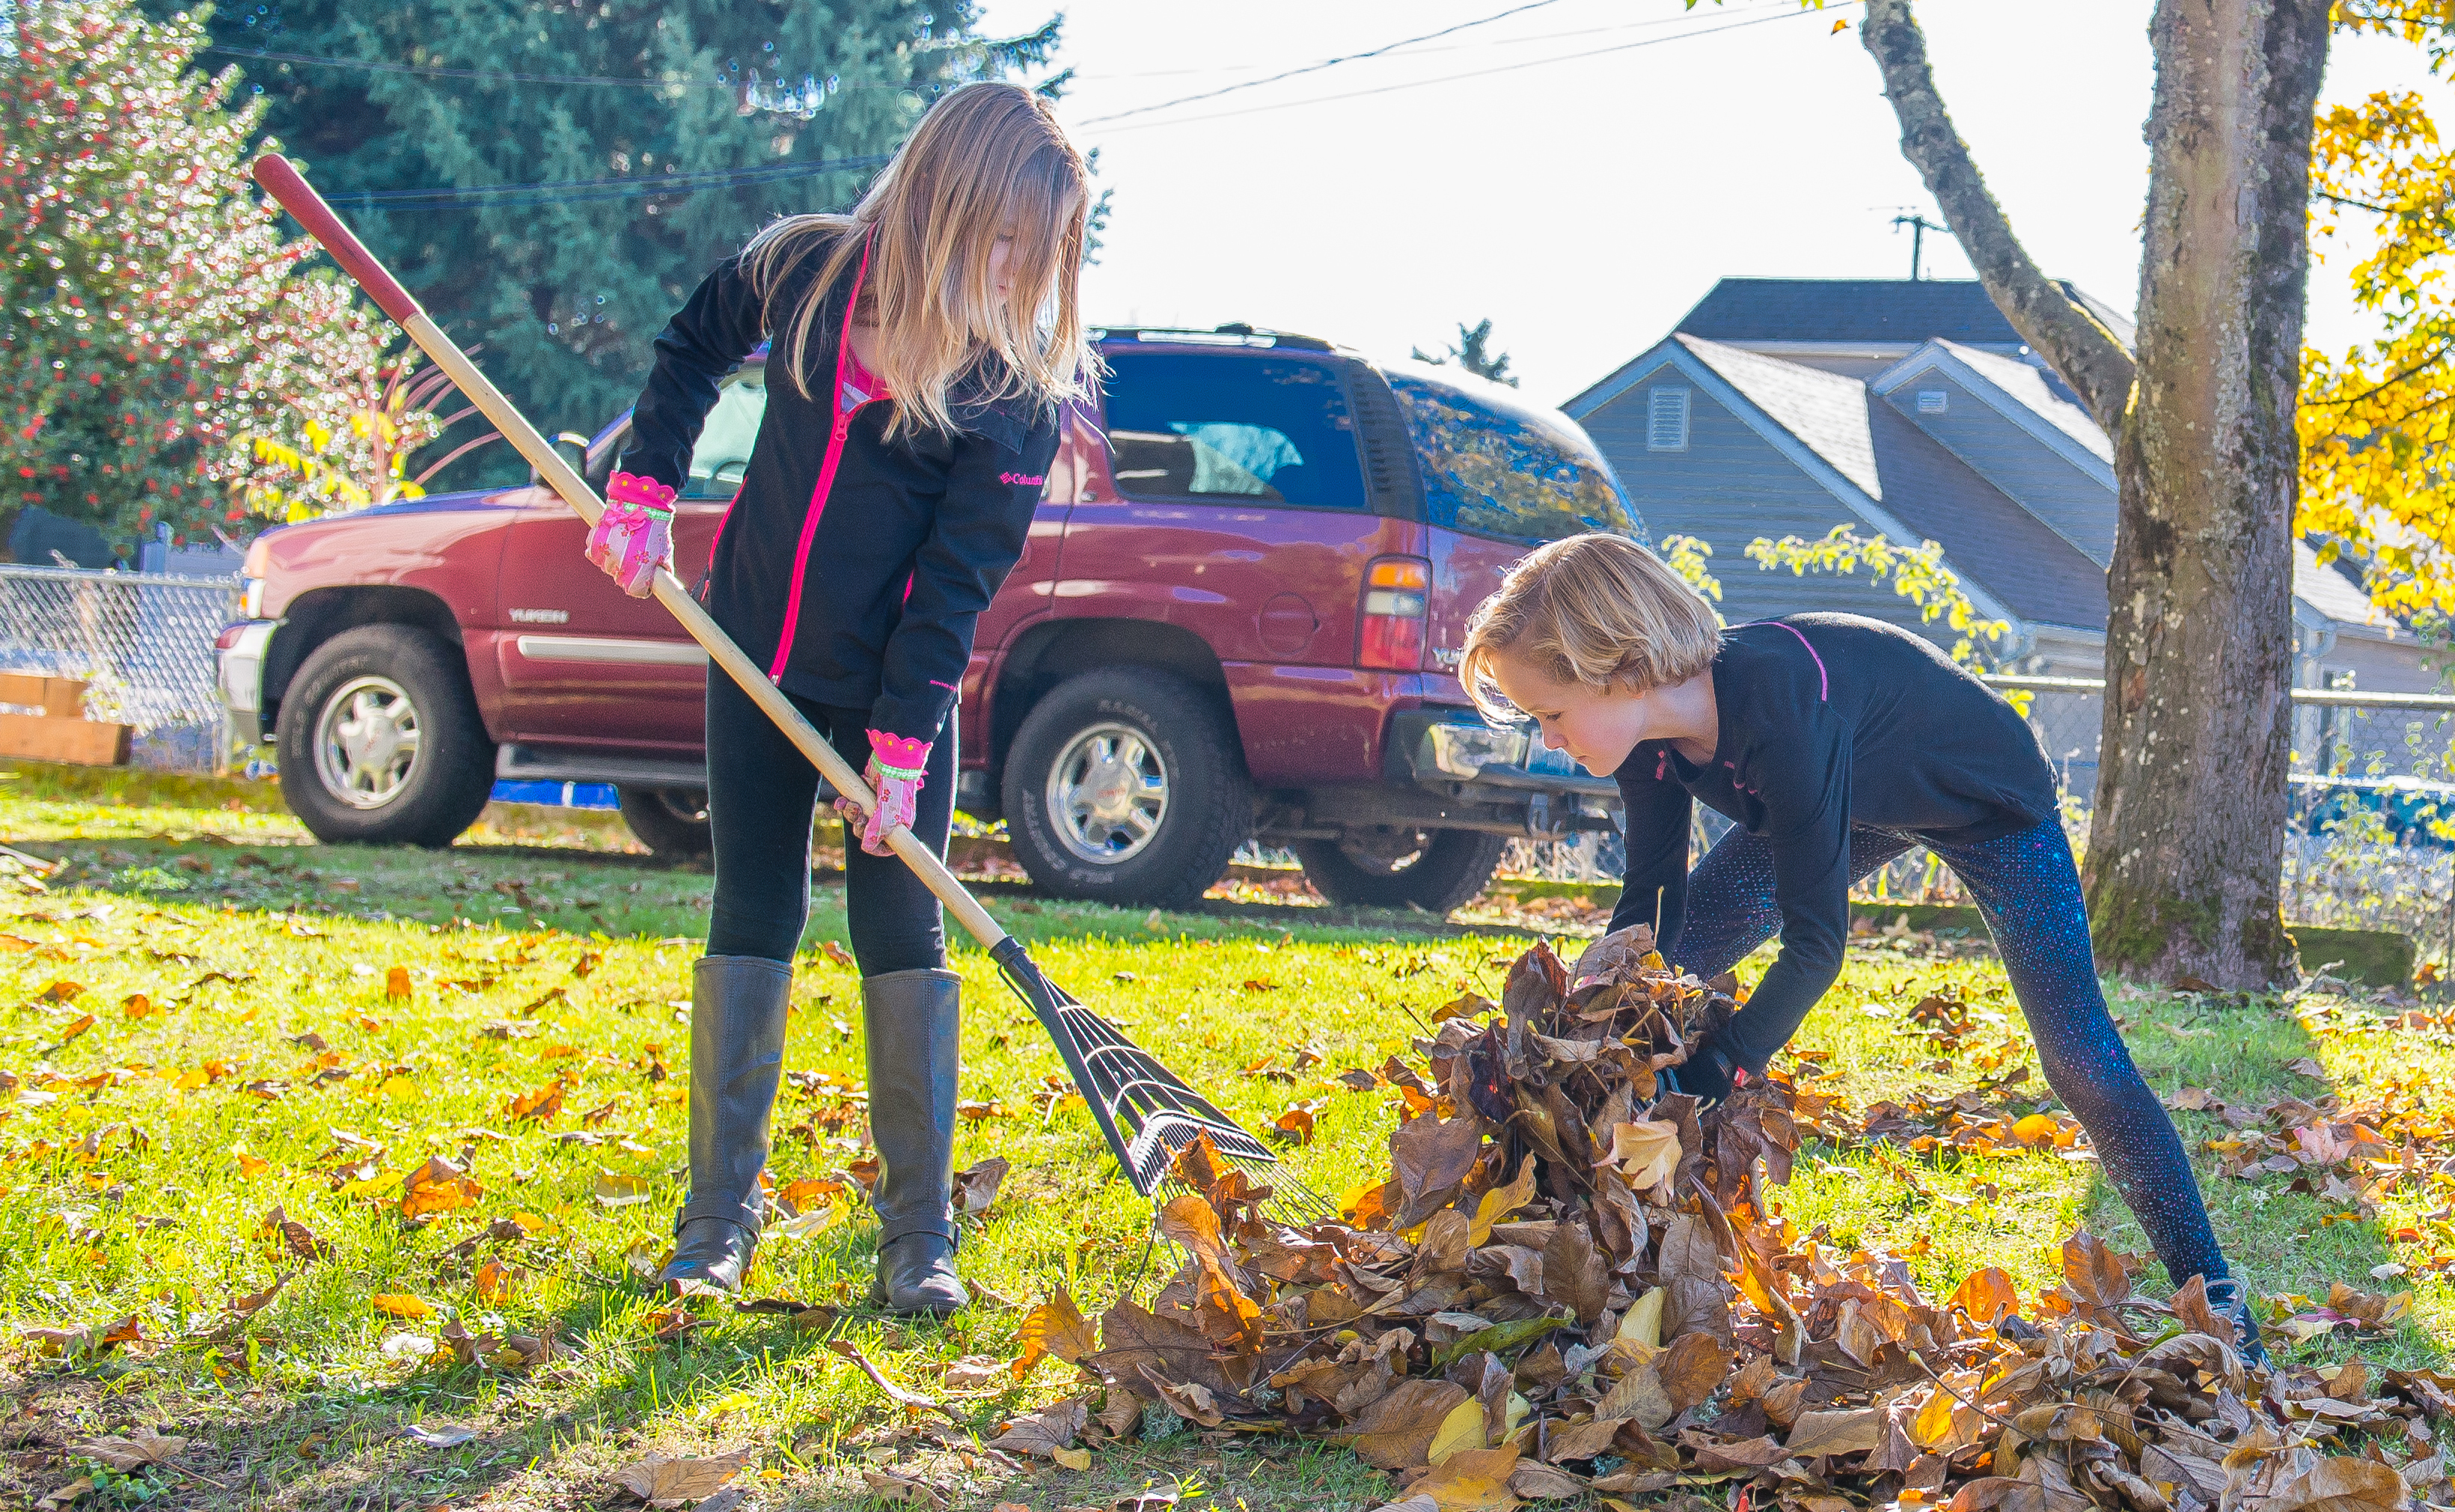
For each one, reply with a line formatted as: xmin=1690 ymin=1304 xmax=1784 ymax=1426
xmin=1891 ymin=211 xmax=1948 ymax=280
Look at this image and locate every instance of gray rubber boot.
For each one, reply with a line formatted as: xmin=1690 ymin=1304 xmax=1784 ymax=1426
xmin=863 ymin=967 xmax=967 ymax=1316
xmin=658 ymin=955 xmax=792 ymax=1294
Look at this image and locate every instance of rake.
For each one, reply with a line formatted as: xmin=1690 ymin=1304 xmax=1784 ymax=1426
xmin=248 ymin=154 xmax=1330 ymax=1225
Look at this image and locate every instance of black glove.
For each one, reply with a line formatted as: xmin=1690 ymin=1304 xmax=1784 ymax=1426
xmin=1659 ymin=1034 xmax=1744 ymax=1109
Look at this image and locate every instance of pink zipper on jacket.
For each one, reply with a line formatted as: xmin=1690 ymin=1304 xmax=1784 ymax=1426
xmin=766 ymin=231 xmax=878 ymax=682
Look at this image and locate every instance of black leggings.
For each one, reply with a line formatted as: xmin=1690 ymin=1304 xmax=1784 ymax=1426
xmin=703 ymin=670 xmax=953 ymax=975
xmin=1672 ymin=818 xmax=2229 ymax=1288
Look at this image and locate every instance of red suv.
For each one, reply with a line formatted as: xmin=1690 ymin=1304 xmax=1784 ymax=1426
xmin=218 ymin=325 xmax=1641 ymax=910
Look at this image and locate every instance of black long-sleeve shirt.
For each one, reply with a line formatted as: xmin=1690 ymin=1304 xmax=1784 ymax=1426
xmin=1611 ymin=614 xmax=2059 ymax=1072
xmin=620 ymin=243 xmax=1062 ymax=744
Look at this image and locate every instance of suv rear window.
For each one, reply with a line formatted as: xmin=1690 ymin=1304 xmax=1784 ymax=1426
xmin=1101 ymin=352 xmax=1366 ymax=509
xmin=681 ymin=371 xmax=766 ymax=500
xmin=1385 ymin=364 xmax=1642 ymax=542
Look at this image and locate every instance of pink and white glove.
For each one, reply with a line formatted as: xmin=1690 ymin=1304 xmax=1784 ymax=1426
xmin=586 ymin=471 xmax=676 ymax=598
xmin=834 ymin=730 xmax=929 ymax=857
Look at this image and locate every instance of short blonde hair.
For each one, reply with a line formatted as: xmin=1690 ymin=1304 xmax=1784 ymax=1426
xmin=1459 ymin=534 xmax=1722 ymax=721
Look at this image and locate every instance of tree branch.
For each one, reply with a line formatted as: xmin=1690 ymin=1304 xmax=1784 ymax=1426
xmin=1859 ymin=0 xmax=2138 ymax=437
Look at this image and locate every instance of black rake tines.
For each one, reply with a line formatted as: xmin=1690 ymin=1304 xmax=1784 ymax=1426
xmin=988 ymin=937 xmax=1333 ymax=1222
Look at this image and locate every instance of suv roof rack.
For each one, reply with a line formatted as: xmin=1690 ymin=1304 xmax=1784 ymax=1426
xmin=1092 ymin=322 xmax=1335 ymax=353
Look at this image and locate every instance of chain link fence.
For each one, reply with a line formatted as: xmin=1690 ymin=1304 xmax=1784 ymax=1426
xmin=0 ymin=564 xmax=242 ymax=772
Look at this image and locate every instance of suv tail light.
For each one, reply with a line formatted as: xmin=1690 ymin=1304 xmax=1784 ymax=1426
xmin=1358 ymin=556 xmax=1430 ymax=670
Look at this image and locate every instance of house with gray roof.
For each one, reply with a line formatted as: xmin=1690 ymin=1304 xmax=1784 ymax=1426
xmin=1568 ymin=278 xmax=2436 ymax=779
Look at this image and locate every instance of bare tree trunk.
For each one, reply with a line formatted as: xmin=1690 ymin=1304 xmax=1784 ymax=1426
xmin=2088 ymin=0 xmax=2329 ymax=987
xmin=1862 ymin=0 xmax=2329 ymax=988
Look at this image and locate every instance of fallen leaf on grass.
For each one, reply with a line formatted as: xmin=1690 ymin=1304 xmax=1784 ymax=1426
xmin=820 ymin=940 xmax=857 ymax=968
xmin=1015 ymin=1285 xmax=1098 ymax=1379
xmin=261 ymin=1206 xmax=332 ymax=1262
xmin=986 ymin=1395 xmax=1089 ymax=1458
xmin=953 ymin=1156 xmax=1009 ymax=1213
xmin=373 ymin=1294 xmax=435 ymax=1320
xmin=37 ymin=979 xmax=82 ymax=1003
xmin=507 ymin=1078 xmax=565 ymax=1122
xmin=1274 ymin=1098 xmax=1328 ymax=1145
xmin=1051 ymin=1445 xmax=1092 ymax=1471
xmin=385 ymin=966 xmax=412 ymax=1000
xmin=613 ymin=1448 xmax=753 ymax=1508
xmin=56 ymin=1013 xmax=93 ymax=1044
xmin=401 ymin=1156 xmax=483 ymax=1219
xmin=957 ymin=1098 xmax=1012 ymax=1119
xmin=35 ymin=1476 xmax=91 ymax=1509
xmin=861 ymin=1469 xmax=947 ymax=1506
xmin=120 ymin=993 xmax=153 ymax=1019
xmin=594 ymin=1172 xmax=652 ymax=1208
xmin=473 ymin=1259 xmax=520 ymax=1303
xmin=70 ymin=1427 xmax=186 ymax=1470
xmin=941 ymin=1356 xmax=1009 ymax=1389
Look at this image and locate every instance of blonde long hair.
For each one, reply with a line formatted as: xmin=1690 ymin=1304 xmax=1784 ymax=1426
xmin=1460 ymin=534 xmax=1723 ymax=721
xmin=743 ymin=82 xmax=1095 ymax=437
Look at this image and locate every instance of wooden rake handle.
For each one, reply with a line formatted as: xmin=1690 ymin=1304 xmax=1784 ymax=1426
xmin=247 ymin=154 xmax=1011 ymax=952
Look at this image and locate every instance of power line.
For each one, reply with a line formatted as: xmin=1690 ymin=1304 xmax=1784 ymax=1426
xmin=1068 ymin=1 xmax=1801 ymax=80
xmin=1089 ymin=3 xmax=1859 ymax=135
xmin=314 ymin=153 xmax=892 ymax=212
xmin=1079 ymin=0 xmax=1576 ymax=126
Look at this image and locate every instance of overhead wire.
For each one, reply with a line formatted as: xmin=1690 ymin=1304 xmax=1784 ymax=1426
xmin=1085 ymin=1 xmax=1860 ymax=136
xmin=1076 ymin=0 xmax=1575 ymax=125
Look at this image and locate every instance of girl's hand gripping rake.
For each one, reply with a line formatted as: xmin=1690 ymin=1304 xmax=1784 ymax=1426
xmin=248 ymin=154 xmax=1324 ymax=1222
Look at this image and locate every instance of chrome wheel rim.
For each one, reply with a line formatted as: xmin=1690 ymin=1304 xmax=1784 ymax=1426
xmin=1046 ymin=721 xmax=1168 ymax=865
xmin=314 ymin=674 xmax=422 ymax=810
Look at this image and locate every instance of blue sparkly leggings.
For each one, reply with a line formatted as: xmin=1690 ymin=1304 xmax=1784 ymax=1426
xmin=1671 ymin=816 xmax=2228 ymax=1288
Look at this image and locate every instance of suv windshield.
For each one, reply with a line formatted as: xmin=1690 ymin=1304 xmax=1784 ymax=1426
xmin=1385 ymin=363 xmax=1642 ymax=542
xmin=1101 ymin=352 xmax=1366 ymax=509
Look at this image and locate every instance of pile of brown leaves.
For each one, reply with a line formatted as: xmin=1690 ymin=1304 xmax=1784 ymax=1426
xmin=997 ymin=937 xmax=2444 ymax=1512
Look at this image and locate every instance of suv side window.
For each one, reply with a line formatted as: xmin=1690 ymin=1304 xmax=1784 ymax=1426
xmin=679 ymin=372 xmax=768 ymax=500
xmin=1385 ymin=366 xmax=1642 ymax=542
xmin=1101 ymin=352 xmax=1367 ymax=509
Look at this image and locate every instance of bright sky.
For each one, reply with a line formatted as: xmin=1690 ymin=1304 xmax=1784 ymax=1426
xmin=974 ymin=0 xmax=2444 ymax=407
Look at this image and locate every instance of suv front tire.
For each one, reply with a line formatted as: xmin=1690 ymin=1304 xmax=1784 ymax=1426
xmin=1003 ymin=670 xmax=1250 ymax=910
xmin=277 ymin=625 xmax=496 ymax=848
xmin=618 ymin=786 xmax=714 ymax=860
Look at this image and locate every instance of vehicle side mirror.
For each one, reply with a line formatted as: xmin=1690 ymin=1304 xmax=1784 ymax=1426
xmin=531 ymin=432 xmax=593 ymax=488
xmin=584 ymin=424 xmax=629 ymax=492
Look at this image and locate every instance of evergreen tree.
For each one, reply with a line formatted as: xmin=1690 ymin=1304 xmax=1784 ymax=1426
xmin=165 ymin=0 xmax=1060 ymax=465
xmin=1413 ymin=318 xmax=1518 ymax=388
xmin=0 ymin=0 xmax=404 ymax=548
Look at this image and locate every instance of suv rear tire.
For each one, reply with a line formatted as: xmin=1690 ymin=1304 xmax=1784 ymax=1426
xmin=1003 ymin=670 xmax=1250 ymax=910
xmin=278 ymin=625 xmax=496 ymax=848
xmin=1294 ymin=827 xmax=1507 ymax=914
xmin=618 ymin=786 xmax=713 ymax=860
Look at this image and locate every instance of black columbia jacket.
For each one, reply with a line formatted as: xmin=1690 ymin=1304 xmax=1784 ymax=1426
xmin=1611 ymin=614 xmax=2059 ymax=1073
xmin=620 ymin=239 xmax=1063 ymax=745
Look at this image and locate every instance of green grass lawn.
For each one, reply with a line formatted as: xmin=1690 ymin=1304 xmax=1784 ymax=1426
xmin=0 ymin=762 xmax=2446 ymax=1511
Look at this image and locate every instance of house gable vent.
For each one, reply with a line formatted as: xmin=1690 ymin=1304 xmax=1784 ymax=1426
xmin=1647 ymin=387 xmax=1690 ymax=451
xmin=1916 ymin=389 xmax=1949 ymax=414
